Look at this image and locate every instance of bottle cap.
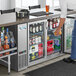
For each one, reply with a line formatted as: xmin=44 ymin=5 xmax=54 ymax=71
xmin=5 ymin=36 xmax=8 ymax=39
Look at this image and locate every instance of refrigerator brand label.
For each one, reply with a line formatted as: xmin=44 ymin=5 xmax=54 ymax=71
xmin=19 ymin=26 xmax=27 ymax=31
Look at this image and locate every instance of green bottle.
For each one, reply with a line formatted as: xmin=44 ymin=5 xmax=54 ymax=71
xmin=1 ymin=27 xmax=4 ymax=46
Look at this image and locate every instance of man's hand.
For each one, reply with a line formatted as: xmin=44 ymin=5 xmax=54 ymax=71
xmin=54 ymin=27 xmax=62 ymax=36
xmin=54 ymin=18 xmax=65 ymax=36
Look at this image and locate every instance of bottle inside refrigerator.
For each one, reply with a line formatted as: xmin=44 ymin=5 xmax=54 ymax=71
xmin=0 ymin=25 xmax=17 ymax=57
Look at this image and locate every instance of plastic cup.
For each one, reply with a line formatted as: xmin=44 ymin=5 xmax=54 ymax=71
xmin=45 ymin=5 xmax=49 ymax=13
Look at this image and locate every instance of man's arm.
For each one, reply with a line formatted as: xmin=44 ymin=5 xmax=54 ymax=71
xmin=55 ymin=0 xmax=67 ymax=36
xmin=59 ymin=18 xmax=65 ymax=28
xmin=54 ymin=18 xmax=65 ymax=36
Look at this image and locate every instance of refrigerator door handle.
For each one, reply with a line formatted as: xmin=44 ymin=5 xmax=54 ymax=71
xmin=46 ymin=21 xmax=48 ymax=30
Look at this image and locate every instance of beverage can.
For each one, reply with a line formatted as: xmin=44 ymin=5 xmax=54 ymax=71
xmin=39 ymin=23 xmax=43 ymax=32
xmin=35 ymin=36 xmax=39 ymax=44
xmin=29 ymin=39 xmax=32 ymax=45
xmin=38 ymin=36 xmax=42 ymax=43
xmin=32 ymin=37 xmax=36 ymax=44
xmin=32 ymin=46 xmax=35 ymax=52
xmin=33 ymin=24 xmax=36 ymax=33
xmin=40 ymin=25 xmax=42 ymax=32
xmin=30 ymin=24 xmax=33 ymax=33
xmin=54 ymin=38 xmax=61 ymax=50
xmin=50 ymin=22 xmax=52 ymax=30
xmin=36 ymin=24 xmax=39 ymax=33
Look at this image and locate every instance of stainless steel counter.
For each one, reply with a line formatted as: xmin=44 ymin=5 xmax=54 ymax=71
xmin=0 ymin=10 xmax=76 ymax=27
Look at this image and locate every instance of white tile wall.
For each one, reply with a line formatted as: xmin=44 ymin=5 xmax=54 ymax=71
xmin=0 ymin=0 xmax=60 ymax=10
xmin=10 ymin=0 xmax=46 ymax=9
xmin=0 ymin=0 xmax=11 ymax=10
xmin=10 ymin=0 xmax=22 ymax=8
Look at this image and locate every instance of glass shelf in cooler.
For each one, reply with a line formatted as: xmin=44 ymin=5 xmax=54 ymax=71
xmin=29 ymin=31 xmax=43 ymax=36
xmin=29 ymin=42 xmax=43 ymax=46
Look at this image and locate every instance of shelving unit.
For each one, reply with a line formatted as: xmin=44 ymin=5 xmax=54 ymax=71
xmin=0 ymin=47 xmax=17 ymax=74
xmin=0 ymin=47 xmax=17 ymax=58
xmin=0 ymin=25 xmax=17 ymax=74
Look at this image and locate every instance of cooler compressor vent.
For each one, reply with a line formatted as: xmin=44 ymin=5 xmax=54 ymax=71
xmin=18 ymin=54 xmax=27 ymax=69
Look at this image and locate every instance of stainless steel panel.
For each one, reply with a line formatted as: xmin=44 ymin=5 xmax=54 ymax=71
xmin=18 ymin=54 xmax=27 ymax=70
xmin=0 ymin=13 xmax=16 ymax=24
xmin=28 ymin=52 xmax=63 ymax=67
xmin=18 ymin=23 xmax=27 ymax=54
xmin=18 ymin=23 xmax=28 ymax=71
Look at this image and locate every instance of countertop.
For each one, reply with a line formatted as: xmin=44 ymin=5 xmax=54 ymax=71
xmin=0 ymin=9 xmax=76 ymax=27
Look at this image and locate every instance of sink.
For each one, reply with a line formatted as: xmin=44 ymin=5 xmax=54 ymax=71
xmin=30 ymin=11 xmax=53 ymax=17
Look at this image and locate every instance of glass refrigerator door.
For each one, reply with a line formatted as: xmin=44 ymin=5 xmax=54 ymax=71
xmin=47 ymin=18 xmax=61 ymax=56
xmin=64 ymin=18 xmax=74 ymax=53
xmin=28 ymin=21 xmax=45 ymax=62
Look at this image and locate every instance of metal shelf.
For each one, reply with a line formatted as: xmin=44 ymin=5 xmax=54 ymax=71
xmin=48 ymin=29 xmax=55 ymax=31
xmin=0 ymin=47 xmax=17 ymax=54
xmin=30 ymin=32 xmax=43 ymax=36
xmin=0 ymin=52 xmax=17 ymax=59
xmin=29 ymin=42 xmax=44 ymax=46
xmin=47 ymin=34 xmax=61 ymax=38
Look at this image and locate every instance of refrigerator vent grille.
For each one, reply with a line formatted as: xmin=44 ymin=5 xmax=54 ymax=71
xmin=18 ymin=54 xmax=27 ymax=69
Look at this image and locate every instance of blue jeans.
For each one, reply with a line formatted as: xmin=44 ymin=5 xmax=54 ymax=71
xmin=71 ymin=20 xmax=76 ymax=60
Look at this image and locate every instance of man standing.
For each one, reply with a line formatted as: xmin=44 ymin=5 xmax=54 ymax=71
xmin=55 ymin=0 xmax=76 ymax=63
